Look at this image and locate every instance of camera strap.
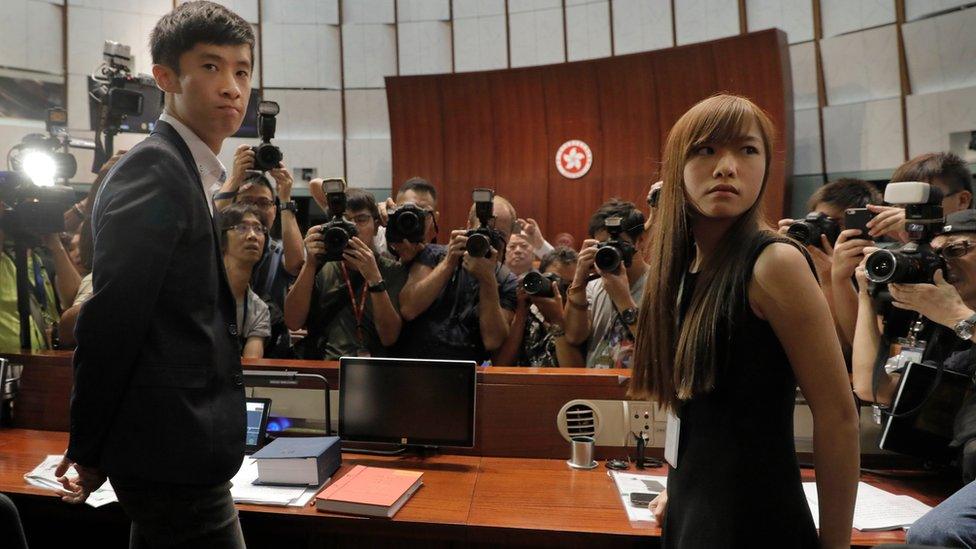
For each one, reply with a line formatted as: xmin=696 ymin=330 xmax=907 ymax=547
xmin=340 ymin=262 xmax=369 ymax=345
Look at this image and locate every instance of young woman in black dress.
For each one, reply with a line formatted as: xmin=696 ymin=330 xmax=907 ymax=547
xmin=630 ymin=94 xmax=859 ymax=548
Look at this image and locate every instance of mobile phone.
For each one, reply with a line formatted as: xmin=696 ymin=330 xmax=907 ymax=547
xmin=630 ymin=492 xmax=659 ymax=506
xmin=844 ymin=208 xmax=875 ymax=239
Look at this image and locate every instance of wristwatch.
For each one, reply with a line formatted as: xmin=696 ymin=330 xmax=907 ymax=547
xmin=619 ymin=307 xmax=639 ymax=326
xmin=367 ymin=279 xmax=387 ymax=293
xmin=280 ymin=200 xmax=298 ymax=213
xmin=953 ymin=313 xmax=976 ymax=340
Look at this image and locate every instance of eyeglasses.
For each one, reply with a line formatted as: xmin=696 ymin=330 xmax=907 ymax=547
xmin=227 ymin=223 xmax=268 ymax=237
xmin=935 ymin=240 xmax=976 ymax=260
xmin=349 ymin=214 xmax=374 ymax=225
xmin=238 ymin=197 xmax=275 ymax=209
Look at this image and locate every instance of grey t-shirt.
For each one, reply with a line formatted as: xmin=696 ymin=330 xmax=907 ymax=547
xmin=237 ymin=286 xmax=271 ymax=341
xmin=584 ymin=272 xmax=647 ymax=369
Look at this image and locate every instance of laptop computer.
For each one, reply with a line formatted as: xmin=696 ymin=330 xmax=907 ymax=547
xmin=880 ymin=361 xmax=971 ymax=461
xmin=245 ymin=397 xmax=272 ymax=455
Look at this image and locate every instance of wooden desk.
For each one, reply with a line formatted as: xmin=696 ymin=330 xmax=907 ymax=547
xmin=0 ymin=429 xmax=956 ymax=548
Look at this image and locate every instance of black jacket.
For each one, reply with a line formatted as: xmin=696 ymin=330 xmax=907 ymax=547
xmin=67 ymin=121 xmax=245 ymax=485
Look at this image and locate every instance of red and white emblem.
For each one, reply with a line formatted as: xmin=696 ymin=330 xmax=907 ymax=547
xmin=555 ymin=140 xmax=593 ymax=179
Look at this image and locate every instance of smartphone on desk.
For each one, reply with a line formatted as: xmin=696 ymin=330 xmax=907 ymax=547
xmin=630 ymin=491 xmax=660 ymax=507
xmin=844 ymin=208 xmax=875 ymax=239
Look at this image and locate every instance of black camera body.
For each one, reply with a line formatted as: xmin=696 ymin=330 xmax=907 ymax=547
xmin=594 ymin=216 xmax=637 ymax=273
xmin=251 ymin=101 xmax=283 ymax=171
xmin=522 ymin=270 xmax=560 ymax=298
xmin=787 ymin=212 xmax=840 ymax=249
xmin=386 ymin=202 xmax=428 ymax=244
xmin=0 ymin=171 xmax=75 ymax=244
xmin=317 ymin=178 xmax=358 ymax=264
xmin=465 ymin=188 xmax=499 ymax=259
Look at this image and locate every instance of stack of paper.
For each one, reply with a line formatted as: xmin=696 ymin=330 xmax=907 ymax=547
xmin=24 ymin=455 xmax=118 ymax=508
xmin=230 ymin=458 xmax=321 ymax=507
xmin=608 ymin=470 xmax=668 ymax=522
xmin=803 ymin=481 xmax=932 ymax=531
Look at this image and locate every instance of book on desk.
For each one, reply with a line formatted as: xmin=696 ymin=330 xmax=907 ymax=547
xmin=251 ymin=436 xmax=341 ymax=486
xmin=315 ymin=465 xmax=423 ymax=518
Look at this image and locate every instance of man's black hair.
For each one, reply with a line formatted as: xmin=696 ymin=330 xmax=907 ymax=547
xmin=806 ymin=178 xmax=881 ymax=211
xmin=892 ymin=152 xmax=974 ymax=199
xmin=540 ymin=246 xmax=579 ymax=273
xmin=150 ymin=1 xmax=255 ymax=73
xmin=235 ymin=172 xmax=274 ymax=197
xmin=398 ymin=177 xmax=437 ymax=203
xmin=345 ymin=188 xmax=381 ymax=222
xmin=587 ymin=198 xmax=645 ymax=240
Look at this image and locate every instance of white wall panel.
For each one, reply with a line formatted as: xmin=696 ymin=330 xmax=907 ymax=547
xmin=746 ymin=0 xmax=814 ymax=44
xmin=566 ymin=0 xmax=611 ymax=61
xmin=905 ymin=0 xmax=971 ymax=21
xmin=398 ymin=21 xmax=453 ymax=75
xmin=344 ymin=89 xmax=390 ymax=139
xmin=823 ymin=97 xmax=904 ymax=172
xmin=453 ymin=15 xmax=507 ymax=72
xmin=176 ymin=0 xmax=258 ymax=22
xmin=263 ymin=0 xmax=338 ymax=24
xmin=273 ymin=137 xmax=344 ymax=179
xmin=903 ymin=7 xmax=976 ymax=95
xmin=261 ymin=89 xmax=343 ymax=140
xmin=508 ymin=0 xmax=561 ymax=13
xmin=611 ymin=0 xmax=673 ymax=54
xmin=510 ymin=7 xmax=565 ymax=68
xmin=398 ymin=0 xmax=450 ymax=22
xmin=820 ymin=0 xmax=894 ymax=38
xmin=820 ymin=25 xmax=900 ymax=106
xmin=674 ymin=0 xmax=739 ymax=46
xmin=0 ymin=1 xmax=30 ymax=74
xmin=262 ymin=23 xmax=341 ymax=89
xmin=790 ymin=42 xmax=818 ymax=110
xmin=346 ymin=138 xmax=392 ymax=188
xmin=793 ymin=108 xmax=823 ymax=175
xmin=342 ymin=0 xmax=395 ymax=24
xmin=342 ymin=24 xmax=397 ymax=88
xmin=906 ymin=86 xmax=976 ymax=157
xmin=451 ymin=0 xmax=505 ymax=18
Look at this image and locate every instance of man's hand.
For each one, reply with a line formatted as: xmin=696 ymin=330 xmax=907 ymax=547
xmin=806 ymin=235 xmax=834 ymax=285
xmin=572 ymin=239 xmax=600 ymax=288
xmin=268 ymin=161 xmax=293 ymax=202
xmin=519 ymin=217 xmax=546 ymax=251
xmin=379 ymin=198 xmax=396 ymax=227
xmin=831 ymin=229 xmax=873 ymax=284
xmin=531 ymin=283 xmax=566 ymax=325
xmin=390 ymin=240 xmax=425 ymax=264
xmin=54 ymin=456 xmax=106 ymax=505
xmin=515 ymin=285 xmax=531 ymax=311
xmin=445 ymin=230 xmax=468 ymax=268
xmin=228 ymin=144 xmax=255 ymax=189
xmin=777 ymin=218 xmax=795 ymax=236
xmin=303 ymin=225 xmax=325 ymax=268
xmin=462 ymin=245 xmax=498 ymax=283
xmin=342 ymin=237 xmax=382 ymax=285
xmin=866 ymin=205 xmax=908 ymax=241
xmin=890 ymin=270 xmax=975 ymax=329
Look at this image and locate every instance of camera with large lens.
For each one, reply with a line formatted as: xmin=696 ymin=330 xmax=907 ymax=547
xmin=317 ymin=178 xmax=358 ymax=264
xmin=594 ymin=216 xmax=637 ymax=273
xmin=0 ymin=171 xmax=75 ymax=244
xmin=522 ymin=270 xmax=561 ymax=298
xmin=251 ymin=101 xmax=283 ymax=171
xmin=386 ymin=202 xmax=428 ymax=244
xmin=465 ymin=188 xmax=500 ymax=258
xmin=787 ymin=212 xmax=840 ymax=250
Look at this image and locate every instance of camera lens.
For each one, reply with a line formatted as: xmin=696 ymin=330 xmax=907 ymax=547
xmin=865 ymin=250 xmax=897 ymax=283
xmin=595 ymin=245 xmax=623 ymax=272
xmin=255 ymin=144 xmax=283 ymax=170
xmin=466 ymin=233 xmax=491 ymax=258
xmin=522 ymin=271 xmax=555 ymax=297
xmin=786 ymin=221 xmax=816 ymax=246
xmin=323 ymin=225 xmax=350 ymax=251
xmin=395 ymin=210 xmax=420 ymax=234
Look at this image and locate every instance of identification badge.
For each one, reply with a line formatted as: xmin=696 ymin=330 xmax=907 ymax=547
xmin=664 ymin=409 xmax=680 ymax=469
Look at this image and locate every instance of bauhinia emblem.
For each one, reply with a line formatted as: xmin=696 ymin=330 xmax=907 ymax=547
xmin=556 ymin=140 xmax=593 ymax=179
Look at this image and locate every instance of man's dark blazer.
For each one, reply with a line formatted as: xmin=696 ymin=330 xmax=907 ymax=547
xmin=67 ymin=120 xmax=245 ymax=485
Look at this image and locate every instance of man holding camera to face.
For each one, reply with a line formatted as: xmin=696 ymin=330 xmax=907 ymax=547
xmin=396 ymin=189 xmax=518 ymax=363
xmin=284 ymin=181 xmax=405 ymax=359
xmin=564 ymin=200 xmax=648 ymax=369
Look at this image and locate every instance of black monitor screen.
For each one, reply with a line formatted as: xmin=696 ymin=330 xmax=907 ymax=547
xmin=232 ymin=89 xmax=260 ymax=138
xmin=339 ymin=357 xmax=477 ymax=448
xmin=87 ymin=75 xmax=163 ymax=134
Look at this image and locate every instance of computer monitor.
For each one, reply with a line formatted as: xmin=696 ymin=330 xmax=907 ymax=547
xmin=338 ymin=357 xmax=477 ymax=448
xmin=245 ymin=397 xmax=271 ymax=454
xmin=86 ymin=75 xmax=164 ymax=134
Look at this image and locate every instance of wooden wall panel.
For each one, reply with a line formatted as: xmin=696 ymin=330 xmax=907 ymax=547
xmin=386 ymin=75 xmax=445 ymax=193
xmin=651 ymin=42 xmax=719 ymax=150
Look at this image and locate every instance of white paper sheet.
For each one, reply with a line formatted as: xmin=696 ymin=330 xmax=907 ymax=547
xmin=608 ymin=470 xmax=668 ymax=522
xmin=230 ymin=457 xmax=322 ymax=507
xmin=803 ymin=481 xmax=932 ymax=531
xmin=24 ymin=455 xmax=118 ymax=508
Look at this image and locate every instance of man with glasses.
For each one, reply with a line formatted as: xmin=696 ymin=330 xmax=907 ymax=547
xmin=214 ymin=145 xmax=304 ymax=357
xmin=219 ymin=202 xmax=270 ymax=358
xmin=284 ymin=188 xmax=406 ymax=359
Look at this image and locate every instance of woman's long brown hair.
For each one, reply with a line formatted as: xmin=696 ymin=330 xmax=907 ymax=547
xmin=629 ymin=94 xmax=776 ymax=408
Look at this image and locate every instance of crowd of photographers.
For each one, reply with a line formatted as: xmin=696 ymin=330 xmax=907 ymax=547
xmin=5 ymin=134 xmax=976 ymax=543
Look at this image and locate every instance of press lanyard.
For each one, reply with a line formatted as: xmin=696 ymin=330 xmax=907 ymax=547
xmin=340 ymin=263 xmax=369 ymax=345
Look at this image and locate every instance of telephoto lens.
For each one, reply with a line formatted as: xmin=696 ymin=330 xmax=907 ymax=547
xmin=466 ymin=232 xmax=492 ymax=258
xmin=594 ymin=245 xmax=623 ymax=272
xmin=865 ymin=248 xmax=944 ymax=285
xmin=522 ymin=271 xmax=557 ymax=298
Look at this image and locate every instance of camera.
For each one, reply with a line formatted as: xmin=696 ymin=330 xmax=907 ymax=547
xmin=317 ymin=178 xmax=358 ymax=264
xmin=787 ymin=212 xmax=840 ymax=250
xmin=465 ymin=188 xmax=500 ymax=258
xmin=866 ymin=182 xmax=945 ymax=289
xmin=522 ymin=270 xmax=561 ymax=298
xmin=0 ymin=171 xmax=75 ymax=244
xmin=594 ymin=216 xmax=637 ymax=272
xmin=386 ymin=202 xmax=428 ymax=244
xmin=251 ymin=101 xmax=283 ymax=171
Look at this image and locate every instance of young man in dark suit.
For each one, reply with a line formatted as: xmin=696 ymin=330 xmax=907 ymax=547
xmin=54 ymin=2 xmax=255 ymax=546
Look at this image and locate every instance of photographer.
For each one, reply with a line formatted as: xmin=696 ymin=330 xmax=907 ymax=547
xmin=284 ymin=187 xmax=405 ymax=358
xmin=495 ymin=246 xmax=584 ymax=367
xmin=563 ymin=199 xmax=647 ymax=369
xmin=381 ymin=177 xmax=440 ymax=263
xmin=219 ymin=202 xmax=270 ymax=358
xmin=504 ymin=233 xmax=535 ymax=276
xmin=396 ymin=193 xmax=518 ymax=362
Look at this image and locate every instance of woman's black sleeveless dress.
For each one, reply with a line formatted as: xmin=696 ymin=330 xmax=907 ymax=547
xmin=662 ymin=235 xmax=819 ymax=549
